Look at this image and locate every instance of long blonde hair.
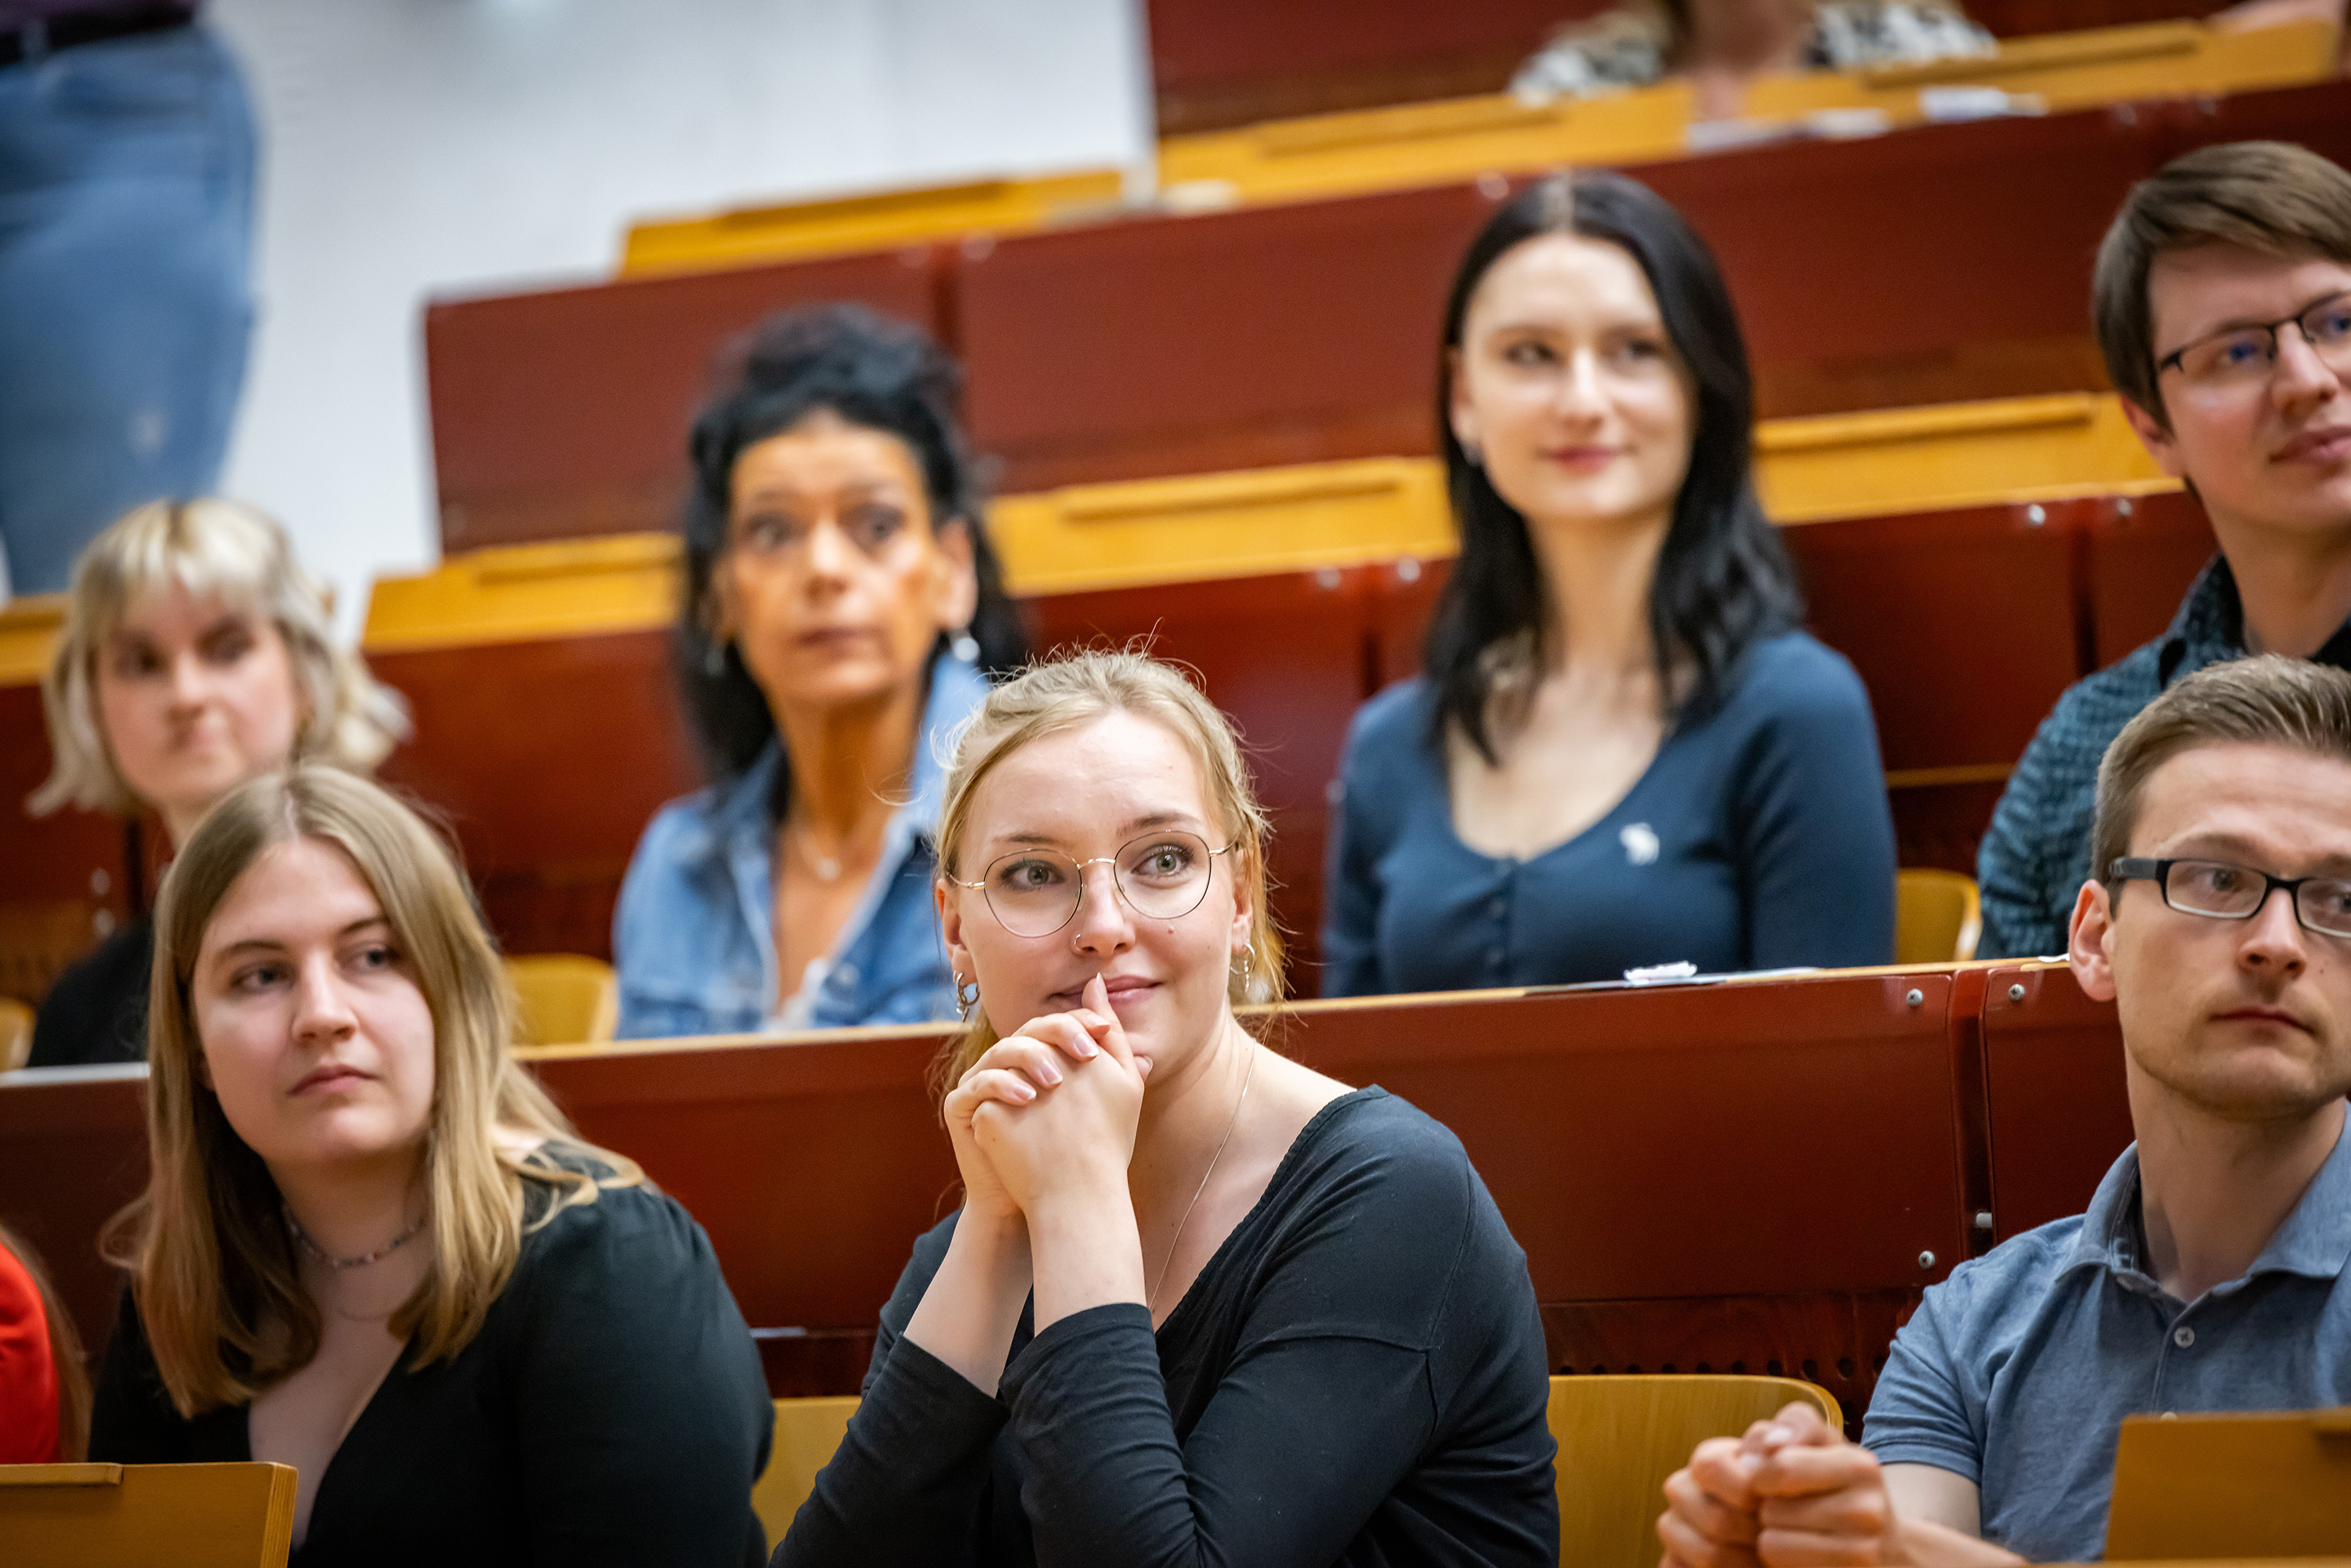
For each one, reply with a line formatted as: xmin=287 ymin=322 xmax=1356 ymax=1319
xmin=933 ymin=650 xmax=1284 ymax=1093
xmin=102 ymin=766 xmax=638 ymax=1418
xmin=31 ymin=498 xmax=410 ymax=818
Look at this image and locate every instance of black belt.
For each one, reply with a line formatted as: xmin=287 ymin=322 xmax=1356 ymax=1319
xmin=0 ymin=6 xmax=191 ymax=68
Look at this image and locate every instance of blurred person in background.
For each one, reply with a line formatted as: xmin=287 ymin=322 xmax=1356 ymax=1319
xmin=0 ymin=2 xmax=255 ymax=598
xmin=1511 ymin=0 xmax=2345 ymax=122
xmin=1978 ymin=143 xmax=2351 ymax=958
xmin=614 ymin=304 xmax=1024 ymax=1039
xmin=1324 ymin=172 xmax=1894 ymax=998
xmin=27 ymin=498 xmax=408 ymax=1068
xmin=1510 ymin=1 xmax=1993 ymax=119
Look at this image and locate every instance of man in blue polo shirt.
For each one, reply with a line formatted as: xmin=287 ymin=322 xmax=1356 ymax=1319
xmin=1659 ymin=654 xmax=2351 ymax=1565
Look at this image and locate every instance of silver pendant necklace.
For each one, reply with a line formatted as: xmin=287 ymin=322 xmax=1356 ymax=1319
xmin=791 ymin=819 xmax=846 ymax=882
xmin=1146 ymin=1041 xmax=1258 ymax=1320
xmin=284 ymin=1205 xmax=425 ymax=1270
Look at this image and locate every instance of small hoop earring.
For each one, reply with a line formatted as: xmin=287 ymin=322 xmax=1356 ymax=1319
xmin=1232 ymin=940 xmax=1255 ymax=978
xmin=951 ymin=627 xmax=980 ymax=664
xmin=955 ymin=974 xmax=980 ymax=1023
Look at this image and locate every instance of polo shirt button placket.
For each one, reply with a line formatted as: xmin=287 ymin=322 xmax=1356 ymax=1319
xmin=2172 ymin=1325 xmax=2195 ymax=1349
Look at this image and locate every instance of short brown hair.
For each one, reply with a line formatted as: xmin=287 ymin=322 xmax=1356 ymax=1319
xmin=2092 ymin=655 xmax=2351 ymax=888
xmin=2091 ymin=141 xmax=2351 ymax=429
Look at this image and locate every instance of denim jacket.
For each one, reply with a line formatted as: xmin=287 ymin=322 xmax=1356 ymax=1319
xmin=612 ymin=656 xmax=988 ymax=1039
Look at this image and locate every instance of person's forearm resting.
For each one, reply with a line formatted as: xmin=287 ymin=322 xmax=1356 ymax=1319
xmin=1027 ymin=1188 xmax=1145 ymax=1334
xmin=1880 ymin=1464 xmax=2022 ymax=1566
xmin=903 ymin=1208 xmax=1033 ymax=1394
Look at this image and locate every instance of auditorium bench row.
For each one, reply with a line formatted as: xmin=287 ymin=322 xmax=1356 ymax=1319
xmin=0 ymin=960 xmax=2130 ymax=1424
xmin=368 ymin=475 xmax=2212 ymax=974
xmin=426 ymin=76 xmax=2351 ymax=552
xmin=0 ymin=429 xmax=2215 ymax=988
xmin=618 ymin=17 xmax=2338 ymax=270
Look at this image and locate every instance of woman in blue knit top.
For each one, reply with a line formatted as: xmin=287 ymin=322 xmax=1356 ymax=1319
xmin=1324 ymin=172 xmax=1896 ymax=996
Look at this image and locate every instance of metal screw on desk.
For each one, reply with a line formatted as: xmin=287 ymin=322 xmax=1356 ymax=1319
xmin=2025 ymin=504 xmax=2046 ymax=526
xmin=1973 ymin=1211 xmax=1994 ymax=1230
xmin=1314 ymin=567 xmax=1342 ymax=590
xmin=2008 ymin=984 xmax=2026 ymax=1002
xmin=1918 ymin=1251 xmax=1936 ymax=1269
xmin=1904 ymin=988 xmax=1924 ymax=1008
xmin=2116 ymin=497 xmax=2135 ymax=518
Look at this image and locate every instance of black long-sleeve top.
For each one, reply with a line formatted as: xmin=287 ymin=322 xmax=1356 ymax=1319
xmin=91 ymin=1146 xmax=774 ymax=1566
xmin=28 ymin=917 xmax=150 ymax=1069
xmin=778 ymin=1087 xmax=1559 ymax=1567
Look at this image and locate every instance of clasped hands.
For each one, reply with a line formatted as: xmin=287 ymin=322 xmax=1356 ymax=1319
xmin=942 ymin=972 xmax=1149 ymax=1226
xmin=1658 ymin=1402 xmax=1911 ymax=1567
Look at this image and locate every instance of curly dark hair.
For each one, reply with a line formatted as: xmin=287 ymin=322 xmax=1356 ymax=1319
xmin=1425 ymin=172 xmax=1802 ymax=763
xmin=675 ymin=302 xmax=1026 ymax=785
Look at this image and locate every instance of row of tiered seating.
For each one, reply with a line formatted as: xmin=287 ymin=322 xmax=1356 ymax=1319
xmin=9 ymin=1387 xmax=2346 ymax=1562
xmin=9 ymin=26 xmax=2343 ymax=995
xmin=430 ymin=68 xmax=2351 ymax=554
xmin=0 ymin=959 xmax=2130 ymax=1427
xmin=352 ymin=395 xmax=2204 ymax=975
xmin=616 ymin=16 xmax=2343 ymax=273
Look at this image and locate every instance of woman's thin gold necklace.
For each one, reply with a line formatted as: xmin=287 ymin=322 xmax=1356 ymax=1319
xmin=1146 ymin=1041 xmax=1257 ymax=1320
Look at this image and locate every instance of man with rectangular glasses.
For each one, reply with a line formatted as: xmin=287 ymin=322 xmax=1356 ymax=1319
xmin=1979 ymin=140 xmax=2351 ymax=958
xmin=1658 ymin=654 xmax=2351 ymax=1564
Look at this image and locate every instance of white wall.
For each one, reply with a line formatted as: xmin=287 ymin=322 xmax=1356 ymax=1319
xmin=207 ymin=0 xmax=1154 ymax=640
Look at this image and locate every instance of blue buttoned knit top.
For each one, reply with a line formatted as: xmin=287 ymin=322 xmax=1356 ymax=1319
xmin=612 ymin=654 xmax=987 ymax=1038
xmin=1321 ymin=631 xmax=1895 ymax=995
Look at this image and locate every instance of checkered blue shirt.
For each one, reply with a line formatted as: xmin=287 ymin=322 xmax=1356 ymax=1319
xmin=1976 ymin=555 xmax=2351 ymax=958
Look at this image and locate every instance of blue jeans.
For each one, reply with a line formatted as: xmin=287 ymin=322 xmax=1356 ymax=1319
xmin=0 ymin=22 xmax=255 ymax=596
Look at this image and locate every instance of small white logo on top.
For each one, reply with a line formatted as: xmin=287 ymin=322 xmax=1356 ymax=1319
xmin=1620 ymin=823 xmax=1660 ymax=866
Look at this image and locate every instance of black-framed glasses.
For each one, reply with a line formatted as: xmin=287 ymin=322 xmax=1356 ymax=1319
xmin=2108 ymin=856 xmax=2351 ymax=939
xmin=2154 ymin=291 xmax=2351 ymax=390
xmin=951 ymin=830 xmax=1235 ymax=938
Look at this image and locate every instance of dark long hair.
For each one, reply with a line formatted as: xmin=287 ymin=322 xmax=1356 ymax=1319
xmin=675 ymin=303 xmax=1026 ymax=784
xmin=1425 ymin=172 xmax=1801 ymax=763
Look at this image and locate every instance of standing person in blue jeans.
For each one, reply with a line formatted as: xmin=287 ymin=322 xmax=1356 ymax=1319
xmin=614 ymin=304 xmax=1026 ymax=1037
xmin=1323 ymin=172 xmax=1895 ymax=997
xmin=0 ymin=3 xmax=255 ymax=597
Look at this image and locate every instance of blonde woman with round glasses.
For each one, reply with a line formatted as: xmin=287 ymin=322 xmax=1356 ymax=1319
xmin=777 ymin=650 xmax=1557 ymax=1566
xmin=89 ymin=766 xmax=772 ymax=1564
xmin=27 ymin=497 xmax=408 ymax=1069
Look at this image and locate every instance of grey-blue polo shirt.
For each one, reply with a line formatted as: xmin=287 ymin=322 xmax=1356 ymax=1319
xmin=1861 ymin=1114 xmax=2351 ymax=1562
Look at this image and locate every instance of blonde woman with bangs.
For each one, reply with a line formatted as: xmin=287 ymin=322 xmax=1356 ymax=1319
xmin=90 ymin=766 xmax=772 ymax=1566
xmin=777 ymin=650 xmax=1556 ymax=1567
xmin=27 ymin=497 xmax=408 ymax=1070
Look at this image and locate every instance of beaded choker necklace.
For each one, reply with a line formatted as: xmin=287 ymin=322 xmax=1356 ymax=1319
xmin=284 ymin=1205 xmax=425 ymax=1270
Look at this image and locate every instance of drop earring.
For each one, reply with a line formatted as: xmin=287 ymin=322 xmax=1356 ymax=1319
xmin=951 ymin=625 xmax=980 ymax=664
xmin=955 ymin=974 xmax=980 ymax=1023
xmin=703 ymin=638 xmax=730 ymax=677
